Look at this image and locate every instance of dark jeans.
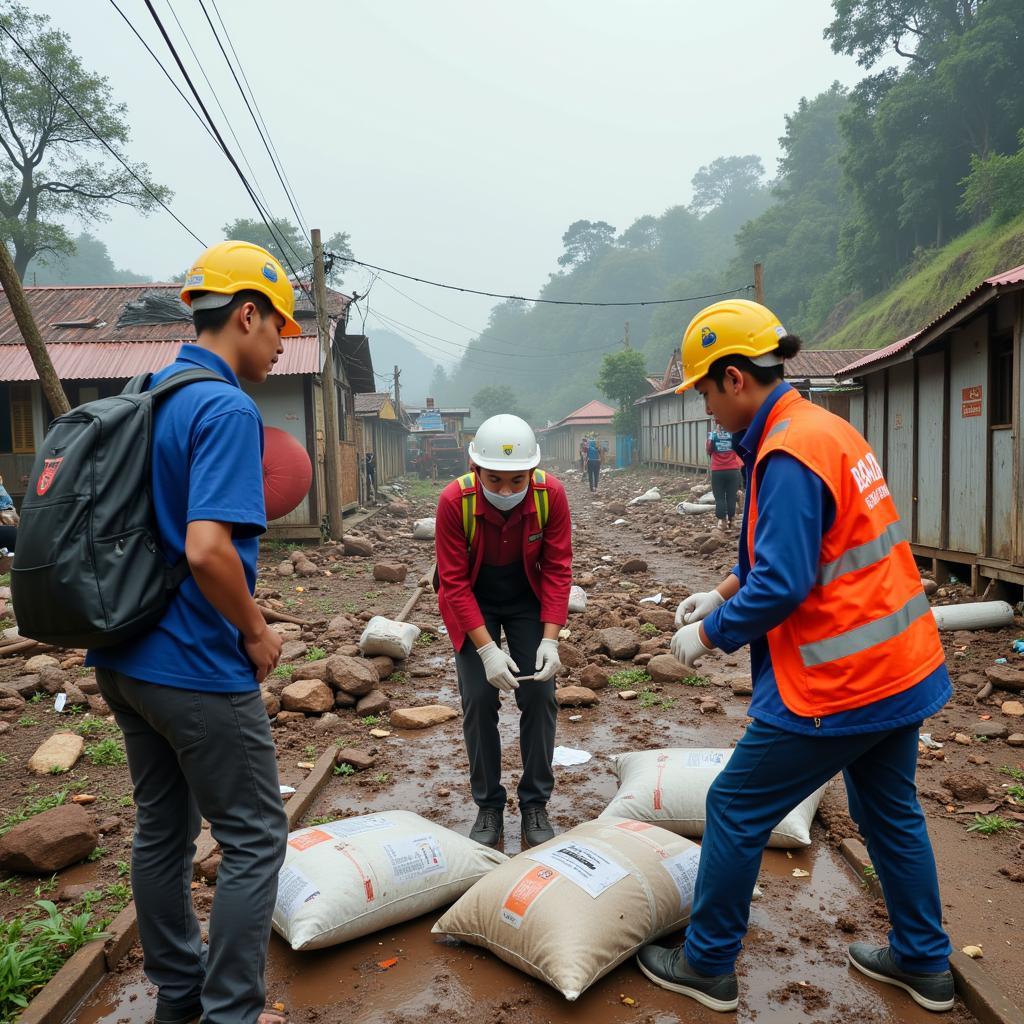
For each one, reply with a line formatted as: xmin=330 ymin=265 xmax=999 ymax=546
xmin=454 ymin=607 xmax=556 ymax=811
xmin=96 ymin=668 xmax=288 ymax=1024
xmin=587 ymin=461 xmax=601 ymax=490
xmin=711 ymin=468 xmax=742 ymax=520
xmin=684 ymin=720 xmax=951 ymax=975
xmin=0 ymin=523 xmax=15 ymax=550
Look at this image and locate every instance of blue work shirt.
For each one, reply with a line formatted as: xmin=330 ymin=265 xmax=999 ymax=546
xmin=88 ymin=345 xmax=266 ymax=692
xmin=702 ymin=382 xmax=950 ymax=735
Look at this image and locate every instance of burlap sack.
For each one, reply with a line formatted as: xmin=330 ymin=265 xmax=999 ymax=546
xmin=601 ymin=748 xmax=825 ymax=848
xmin=432 ymin=817 xmax=699 ymax=1000
xmin=273 ymin=810 xmax=507 ymax=950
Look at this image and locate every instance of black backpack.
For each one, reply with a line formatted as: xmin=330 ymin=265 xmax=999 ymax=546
xmin=12 ymin=368 xmax=226 ymax=649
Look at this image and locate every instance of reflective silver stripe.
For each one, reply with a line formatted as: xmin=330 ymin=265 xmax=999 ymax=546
xmin=764 ymin=419 xmax=790 ymax=442
xmin=798 ymin=591 xmax=932 ymax=669
xmin=818 ymin=518 xmax=906 ymax=586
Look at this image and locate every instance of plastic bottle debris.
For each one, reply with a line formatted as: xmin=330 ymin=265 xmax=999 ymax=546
xmin=1013 ymin=640 xmax=1024 ymax=654
xmin=919 ymin=733 xmax=943 ymax=749
xmin=639 ymin=593 xmax=664 ymax=605
xmin=53 ymin=693 xmax=67 ymax=713
xmin=552 ymin=746 xmax=592 ymax=766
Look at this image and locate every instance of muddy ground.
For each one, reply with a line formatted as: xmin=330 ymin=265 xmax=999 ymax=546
xmin=2 ymin=468 xmax=1023 ymax=1023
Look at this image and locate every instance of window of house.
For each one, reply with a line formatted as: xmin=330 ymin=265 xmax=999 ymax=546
xmin=10 ymin=384 xmax=34 ymax=453
xmin=990 ymin=332 xmax=1013 ymax=427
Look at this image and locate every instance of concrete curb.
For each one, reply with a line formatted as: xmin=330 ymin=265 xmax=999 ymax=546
xmin=838 ymin=837 xmax=1024 ymax=1024
xmin=24 ymin=747 xmax=338 ymax=1023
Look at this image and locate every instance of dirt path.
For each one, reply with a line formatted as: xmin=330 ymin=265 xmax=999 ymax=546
xmin=56 ymin=468 xmax=1024 ymax=1023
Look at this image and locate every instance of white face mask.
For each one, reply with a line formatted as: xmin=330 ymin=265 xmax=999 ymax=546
xmin=480 ymin=482 xmax=528 ymax=512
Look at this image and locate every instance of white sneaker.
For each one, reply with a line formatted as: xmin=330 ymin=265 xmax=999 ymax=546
xmin=715 ymin=519 xmax=725 ymax=531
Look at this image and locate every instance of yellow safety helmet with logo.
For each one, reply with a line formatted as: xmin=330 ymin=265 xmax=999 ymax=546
xmin=179 ymin=240 xmax=302 ymax=338
xmin=676 ymin=298 xmax=787 ymax=392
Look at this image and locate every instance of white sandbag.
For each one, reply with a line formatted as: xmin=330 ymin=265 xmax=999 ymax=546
xmin=568 ymin=585 xmax=588 ymax=613
xmin=601 ymin=748 xmax=824 ymax=848
xmin=629 ymin=487 xmax=662 ymax=506
xmin=273 ymin=811 xmax=507 ymax=950
xmin=412 ymin=517 xmax=436 ymax=540
xmin=358 ymin=616 xmax=421 ymax=659
xmin=697 ymin=491 xmax=717 ymax=505
xmin=676 ymin=501 xmax=713 ymax=515
xmin=433 ymin=817 xmax=699 ymax=1000
xmin=931 ymin=600 xmax=1014 ymax=632
xmin=690 ymin=483 xmax=711 ymax=496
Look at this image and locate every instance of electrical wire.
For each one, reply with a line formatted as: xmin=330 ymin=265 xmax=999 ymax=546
xmin=0 ymin=21 xmax=206 ymax=247
xmin=195 ymin=0 xmax=310 ymax=239
xmin=331 ymin=252 xmax=753 ymax=307
xmin=141 ymin=0 xmax=311 ymax=297
xmin=207 ymin=0 xmax=310 ymax=237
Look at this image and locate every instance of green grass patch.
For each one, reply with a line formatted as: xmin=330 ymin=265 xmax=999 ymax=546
xmin=998 ymin=765 xmax=1024 ymax=782
xmin=271 ymin=665 xmax=293 ymax=679
xmin=373 ymin=772 xmax=392 ymax=784
xmin=608 ymin=669 xmax=651 ymax=690
xmin=1006 ymin=784 xmax=1024 ymax=801
xmin=1 ymin=790 xmax=68 ymax=836
xmin=0 ymin=900 xmax=109 ymax=1021
xmin=387 ymin=671 xmax=408 ymax=684
xmin=16 ymin=716 xmax=38 ymax=728
xmin=84 ymin=739 xmax=126 ymax=767
xmin=360 ymin=715 xmax=381 ymax=726
xmin=104 ymin=883 xmax=132 ymax=912
xmin=86 ymin=846 xmax=107 ymax=863
xmin=639 ymin=622 xmax=659 ymax=636
xmin=333 ymin=763 xmax=355 ymax=778
xmin=304 ymin=647 xmax=327 ymax=662
xmin=681 ymin=673 xmax=710 ymax=687
xmin=414 ymin=632 xmax=436 ymax=646
xmin=71 ymin=718 xmax=115 ymax=738
xmin=966 ymin=814 xmax=1021 ymax=836
xmin=115 ymin=860 xmax=130 ymax=878
xmin=306 ymin=814 xmax=335 ymax=826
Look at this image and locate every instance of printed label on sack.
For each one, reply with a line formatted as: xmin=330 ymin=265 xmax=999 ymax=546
xmin=613 ymin=819 xmax=670 ymax=858
xmin=660 ymin=845 xmax=701 ymax=911
xmin=288 ymin=828 xmax=332 ymax=852
xmin=383 ymin=833 xmax=447 ymax=883
xmin=500 ymin=864 xmax=559 ymax=929
xmin=322 ymin=815 xmax=394 ymax=839
xmin=681 ymin=750 xmax=728 ymax=769
xmin=276 ymin=864 xmax=320 ymax=920
xmin=527 ymin=841 xmax=628 ymax=899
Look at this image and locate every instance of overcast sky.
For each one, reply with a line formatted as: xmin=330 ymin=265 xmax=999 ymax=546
xmin=31 ymin=0 xmax=866 ymax=366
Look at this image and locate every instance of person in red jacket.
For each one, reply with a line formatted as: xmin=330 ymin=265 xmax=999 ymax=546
xmin=435 ymin=414 xmax=572 ymax=849
xmin=706 ymin=418 xmax=743 ymax=530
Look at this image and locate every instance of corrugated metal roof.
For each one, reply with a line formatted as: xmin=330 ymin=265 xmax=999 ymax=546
xmin=784 ymin=349 xmax=872 ymax=379
xmin=839 ymin=262 xmax=1024 ymax=377
xmin=355 ymin=392 xmax=390 ymax=414
xmin=0 ymin=337 xmax=320 ymax=381
xmin=540 ymin=399 xmax=615 ymax=432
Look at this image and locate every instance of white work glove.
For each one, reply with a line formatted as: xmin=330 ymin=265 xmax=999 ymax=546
xmin=477 ymin=641 xmax=519 ymax=691
xmin=675 ymin=589 xmax=725 ymax=626
xmin=671 ymin=622 xmax=714 ymax=668
xmin=533 ymin=638 xmax=561 ymax=682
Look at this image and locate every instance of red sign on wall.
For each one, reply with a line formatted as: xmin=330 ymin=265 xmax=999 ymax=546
xmin=961 ymin=385 xmax=982 ymax=418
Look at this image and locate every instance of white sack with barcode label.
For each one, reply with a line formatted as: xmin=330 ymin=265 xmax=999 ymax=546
xmin=273 ymin=810 xmax=507 ymax=950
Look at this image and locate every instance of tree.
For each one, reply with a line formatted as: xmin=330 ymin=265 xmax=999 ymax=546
xmin=221 ymin=217 xmax=352 ymax=284
xmin=960 ymin=129 xmax=1024 ymax=224
xmin=0 ymin=3 xmax=170 ymax=278
xmin=557 ymin=219 xmax=616 ymax=268
xmin=472 ymin=384 xmax=531 ymax=423
xmin=26 ymin=231 xmax=148 ymax=285
xmin=689 ymin=156 xmax=765 ymax=216
xmin=597 ymin=349 xmax=649 ymax=438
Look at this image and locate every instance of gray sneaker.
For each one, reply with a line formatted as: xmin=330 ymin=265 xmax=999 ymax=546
xmin=469 ymin=807 xmax=503 ymax=847
xmin=848 ymin=943 xmax=954 ymax=1012
xmin=636 ymin=944 xmax=739 ymax=1012
xmin=521 ymin=806 xmax=555 ymax=847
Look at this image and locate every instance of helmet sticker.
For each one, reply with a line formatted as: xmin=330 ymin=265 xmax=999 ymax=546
xmin=501 ymin=444 xmax=514 ymax=455
xmin=774 ymin=325 xmax=786 ymax=337
xmin=186 ymin=272 xmax=204 ymax=287
xmin=700 ymin=326 xmax=717 ymax=348
xmin=262 ymin=261 xmax=279 ymax=283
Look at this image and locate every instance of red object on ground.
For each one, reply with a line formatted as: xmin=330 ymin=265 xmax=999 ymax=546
xmin=263 ymin=426 xmax=312 ymax=521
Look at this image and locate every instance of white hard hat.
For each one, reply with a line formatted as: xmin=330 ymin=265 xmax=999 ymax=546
xmin=468 ymin=414 xmax=540 ymax=471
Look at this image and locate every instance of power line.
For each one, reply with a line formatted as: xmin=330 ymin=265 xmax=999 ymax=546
xmin=0 ymin=21 xmax=207 ymax=247
xmin=141 ymin=0 xmax=309 ymax=294
xmin=331 ymin=252 xmax=753 ymax=307
xmin=206 ymin=0 xmax=310 ymax=237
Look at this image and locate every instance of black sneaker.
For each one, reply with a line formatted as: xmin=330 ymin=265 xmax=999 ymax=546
xmin=469 ymin=807 xmax=503 ymax=847
xmin=848 ymin=943 xmax=954 ymax=1012
xmin=636 ymin=944 xmax=739 ymax=1012
xmin=521 ymin=806 xmax=555 ymax=847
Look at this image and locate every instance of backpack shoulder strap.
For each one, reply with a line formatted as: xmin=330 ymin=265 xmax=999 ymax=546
xmin=143 ymin=368 xmax=228 ymax=400
xmin=532 ymin=468 xmax=549 ymax=530
xmin=457 ymin=472 xmax=477 ymax=549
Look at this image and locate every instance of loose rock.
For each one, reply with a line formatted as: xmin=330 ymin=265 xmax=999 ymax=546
xmin=972 ymin=721 xmax=1009 ymax=740
xmin=280 ymin=679 xmax=334 ymax=714
xmin=356 ymin=690 xmax=391 ymax=716
xmin=1008 ymin=733 xmax=1024 ymax=747
xmin=24 ymin=654 xmax=60 ymax=673
xmin=275 ymin=710 xmax=306 ymax=724
xmin=1001 ymin=700 xmax=1024 ymax=717
xmin=291 ymin=661 xmax=330 ymax=682
xmin=646 ymin=654 xmax=691 ymax=685
xmin=599 ymin=627 xmax=640 ymax=660
xmin=260 ymin=687 xmax=280 ymax=717
xmin=325 ymin=655 xmax=378 ymax=696
xmin=27 ymin=732 xmax=84 ymax=774
xmin=373 ymin=562 xmax=408 ymax=583
xmin=942 ymin=771 xmax=989 ymax=802
xmin=342 ymin=534 xmax=374 ymax=557
xmin=557 ymin=642 xmax=585 ymax=669
xmin=280 ymin=640 xmax=309 ymax=662
xmin=335 ymin=747 xmax=376 ymax=771
xmin=0 ymin=804 xmax=98 ymax=873
xmin=621 ymin=558 xmax=648 ymax=574
xmin=579 ymin=664 xmax=610 ymax=690
xmin=390 ymin=705 xmax=460 ymax=729
xmin=555 ymin=686 xmax=599 ymax=707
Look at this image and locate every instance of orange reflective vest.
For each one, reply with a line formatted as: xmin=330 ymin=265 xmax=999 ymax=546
xmin=747 ymin=389 xmax=945 ymax=717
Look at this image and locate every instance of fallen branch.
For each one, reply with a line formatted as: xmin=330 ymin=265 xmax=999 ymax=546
xmin=0 ymin=638 xmax=43 ymax=657
xmin=974 ymin=681 xmax=993 ymax=702
xmin=257 ymin=604 xmax=313 ymax=627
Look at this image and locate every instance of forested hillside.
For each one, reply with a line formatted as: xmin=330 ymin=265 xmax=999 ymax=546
xmin=432 ymin=0 xmax=1024 ymax=424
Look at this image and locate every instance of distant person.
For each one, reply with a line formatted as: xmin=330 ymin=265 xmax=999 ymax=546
xmin=706 ymin=418 xmax=743 ymax=530
xmin=86 ymin=241 xmax=296 ymax=1024
xmin=579 ymin=438 xmax=588 ymax=473
xmin=365 ymin=451 xmax=377 ymax=497
xmin=434 ymin=414 xmax=572 ymax=850
xmin=586 ymin=436 xmax=601 ymax=491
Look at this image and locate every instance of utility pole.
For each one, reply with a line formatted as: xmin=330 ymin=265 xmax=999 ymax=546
xmin=393 ymin=364 xmax=401 ymax=411
xmin=623 ymin=321 xmax=631 ymax=349
xmin=312 ymin=228 xmax=343 ymax=539
xmin=754 ymin=262 xmax=765 ymax=305
xmin=0 ymin=239 xmax=70 ymax=416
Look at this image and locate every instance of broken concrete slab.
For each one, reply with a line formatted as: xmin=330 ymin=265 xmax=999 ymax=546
xmin=389 ymin=705 xmax=460 ymax=729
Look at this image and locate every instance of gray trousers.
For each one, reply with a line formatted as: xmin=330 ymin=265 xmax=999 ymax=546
xmin=97 ymin=668 xmax=287 ymax=1024
xmin=454 ymin=609 xmax=556 ymax=811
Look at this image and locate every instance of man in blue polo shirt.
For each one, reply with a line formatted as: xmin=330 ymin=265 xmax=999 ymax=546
xmin=88 ymin=241 xmax=302 ymax=1024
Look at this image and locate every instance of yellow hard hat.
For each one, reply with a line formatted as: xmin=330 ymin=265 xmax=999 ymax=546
xmin=180 ymin=240 xmax=302 ymax=337
xmin=676 ymin=298 xmax=786 ymax=392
